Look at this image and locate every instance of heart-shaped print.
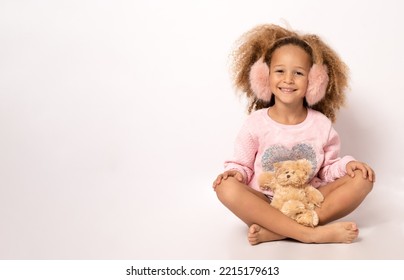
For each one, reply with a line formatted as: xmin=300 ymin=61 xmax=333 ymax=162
xmin=261 ymin=143 xmax=317 ymax=176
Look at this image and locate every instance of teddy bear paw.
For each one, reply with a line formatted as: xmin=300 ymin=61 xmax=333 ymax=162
xmin=306 ymin=187 xmax=324 ymax=207
xmin=295 ymin=210 xmax=319 ymax=227
xmin=259 ymin=185 xmax=270 ymax=191
xmin=281 ymin=200 xmax=305 ymax=217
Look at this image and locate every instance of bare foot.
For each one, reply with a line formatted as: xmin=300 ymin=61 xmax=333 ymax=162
xmin=248 ymin=224 xmax=286 ymax=245
xmin=309 ymin=222 xmax=359 ymax=244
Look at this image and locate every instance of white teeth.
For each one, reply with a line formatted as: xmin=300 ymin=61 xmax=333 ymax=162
xmin=281 ymin=88 xmax=294 ymax=93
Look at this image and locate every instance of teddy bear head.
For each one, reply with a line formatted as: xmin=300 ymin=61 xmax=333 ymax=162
xmin=273 ymin=159 xmax=312 ymax=188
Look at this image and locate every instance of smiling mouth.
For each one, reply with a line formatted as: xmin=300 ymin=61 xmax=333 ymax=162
xmin=279 ymin=87 xmax=296 ymax=93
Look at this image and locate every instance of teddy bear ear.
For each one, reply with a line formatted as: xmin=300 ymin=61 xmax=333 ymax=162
xmin=299 ymin=160 xmax=312 ymax=174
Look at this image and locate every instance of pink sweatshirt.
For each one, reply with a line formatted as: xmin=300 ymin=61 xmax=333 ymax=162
xmin=224 ymin=108 xmax=355 ymax=195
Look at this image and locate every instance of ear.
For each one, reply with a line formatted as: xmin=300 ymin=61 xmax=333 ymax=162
xmin=305 ymin=64 xmax=329 ymax=105
xmin=298 ymin=159 xmax=312 ymax=174
xmin=249 ymin=57 xmax=272 ymax=101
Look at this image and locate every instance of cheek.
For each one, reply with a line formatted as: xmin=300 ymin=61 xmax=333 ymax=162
xmin=300 ymin=77 xmax=309 ymax=86
xmin=268 ymin=75 xmax=280 ymax=89
xmin=299 ymin=78 xmax=309 ymax=92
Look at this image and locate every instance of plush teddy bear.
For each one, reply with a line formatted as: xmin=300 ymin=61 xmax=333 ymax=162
xmin=258 ymin=159 xmax=324 ymax=227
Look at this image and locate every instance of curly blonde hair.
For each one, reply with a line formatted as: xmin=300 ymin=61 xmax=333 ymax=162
xmin=230 ymin=24 xmax=349 ymax=122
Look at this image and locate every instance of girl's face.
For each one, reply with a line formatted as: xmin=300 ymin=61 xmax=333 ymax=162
xmin=269 ymin=44 xmax=311 ymax=106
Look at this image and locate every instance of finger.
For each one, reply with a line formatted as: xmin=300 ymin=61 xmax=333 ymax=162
xmin=212 ymin=180 xmax=218 ymax=188
xmin=358 ymin=165 xmax=369 ymax=179
xmin=352 ymin=163 xmax=369 ymax=178
xmin=363 ymin=165 xmax=372 ymax=180
xmin=346 ymin=165 xmax=355 ymax=177
xmin=358 ymin=164 xmax=375 ymax=181
xmin=235 ymin=173 xmax=243 ymax=182
xmin=362 ymin=164 xmax=374 ymax=180
xmin=213 ymin=175 xmax=222 ymax=187
xmin=367 ymin=167 xmax=376 ymax=182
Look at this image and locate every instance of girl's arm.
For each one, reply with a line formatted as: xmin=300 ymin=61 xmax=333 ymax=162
xmin=319 ymin=127 xmax=375 ymax=182
xmin=318 ymin=126 xmax=355 ymax=182
xmin=223 ymin=120 xmax=258 ymax=185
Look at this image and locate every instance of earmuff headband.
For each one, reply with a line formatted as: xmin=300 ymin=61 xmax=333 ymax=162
xmin=249 ymin=58 xmax=329 ymax=106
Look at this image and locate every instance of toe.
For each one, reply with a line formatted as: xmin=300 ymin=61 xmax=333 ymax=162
xmin=249 ymin=224 xmax=260 ymax=234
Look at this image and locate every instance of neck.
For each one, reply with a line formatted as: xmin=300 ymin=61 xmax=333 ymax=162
xmin=268 ymin=104 xmax=308 ymax=125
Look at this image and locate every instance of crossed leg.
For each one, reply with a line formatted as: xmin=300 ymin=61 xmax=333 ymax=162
xmin=316 ymin=170 xmax=373 ymax=224
xmin=215 ymin=170 xmax=372 ymax=245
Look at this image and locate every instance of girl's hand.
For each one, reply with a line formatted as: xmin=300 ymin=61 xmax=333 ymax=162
xmin=212 ymin=170 xmax=244 ymax=190
xmin=346 ymin=161 xmax=376 ymax=182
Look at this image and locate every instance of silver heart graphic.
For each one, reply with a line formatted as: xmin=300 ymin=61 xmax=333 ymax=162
xmin=261 ymin=143 xmax=317 ymax=177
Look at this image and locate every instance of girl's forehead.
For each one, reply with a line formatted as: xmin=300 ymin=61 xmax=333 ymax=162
xmin=272 ymin=44 xmax=310 ymax=58
xmin=271 ymin=45 xmax=312 ymax=66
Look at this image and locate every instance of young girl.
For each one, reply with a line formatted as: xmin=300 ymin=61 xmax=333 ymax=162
xmin=212 ymin=24 xmax=375 ymax=245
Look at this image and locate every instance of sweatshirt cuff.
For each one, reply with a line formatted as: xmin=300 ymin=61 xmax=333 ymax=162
xmin=338 ymin=155 xmax=356 ymax=176
xmin=223 ymin=164 xmax=249 ymax=184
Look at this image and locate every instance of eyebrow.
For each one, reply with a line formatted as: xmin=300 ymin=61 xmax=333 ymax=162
xmin=272 ymin=64 xmax=308 ymax=71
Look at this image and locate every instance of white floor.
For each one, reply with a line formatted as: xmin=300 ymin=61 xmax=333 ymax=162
xmin=1 ymin=172 xmax=403 ymax=260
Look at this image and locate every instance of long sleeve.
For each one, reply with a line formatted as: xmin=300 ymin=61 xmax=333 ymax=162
xmin=318 ymin=126 xmax=355 ymax=182
xmin=221 ymin=108 xmax=355 ymax=192
xmin=224 ymin=120 xmax=258 ymax=184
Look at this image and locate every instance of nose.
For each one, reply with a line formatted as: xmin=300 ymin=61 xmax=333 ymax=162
xmin=284 ymin=72 xmax=294 ymax=84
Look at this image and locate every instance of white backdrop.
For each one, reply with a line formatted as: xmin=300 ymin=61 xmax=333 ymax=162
xmin=1 ymin=0 xmax=403 ymax=259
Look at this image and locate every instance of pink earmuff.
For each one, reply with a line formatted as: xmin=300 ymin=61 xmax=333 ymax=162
xmin=305 ymin=64 xmax=329 ymax=105
xmin=249 ymin=58 xmax=329 ymax=105
xmin=249 ymin=58 xmax=272 ymax=102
